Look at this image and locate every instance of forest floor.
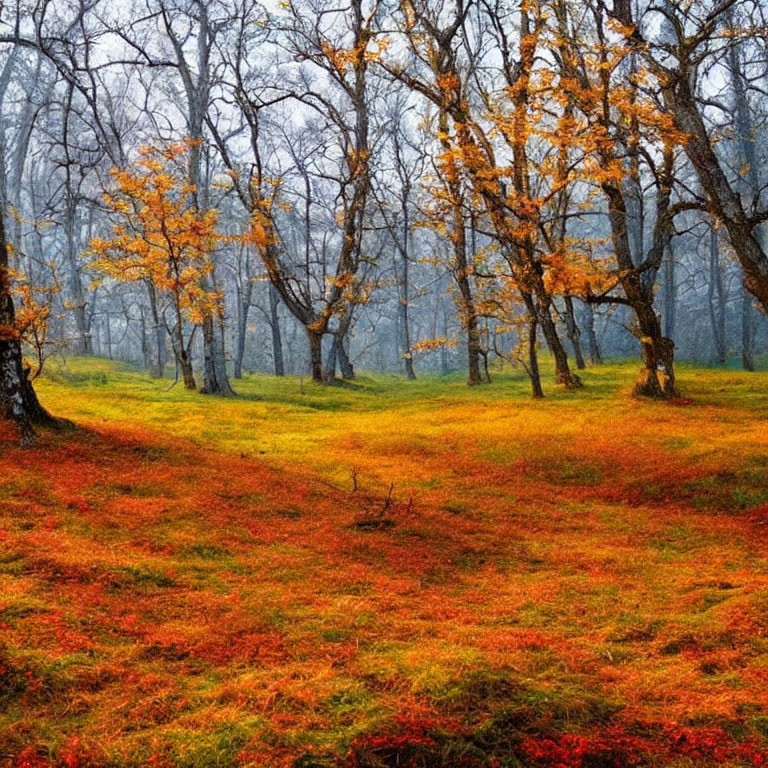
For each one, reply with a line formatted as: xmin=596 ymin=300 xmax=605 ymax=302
xmin=2 ymin=358 xmax=768 ymax=768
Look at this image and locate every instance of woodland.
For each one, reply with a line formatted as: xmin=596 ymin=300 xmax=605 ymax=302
xmin=2 ymin=0 xmax=768 ymax=766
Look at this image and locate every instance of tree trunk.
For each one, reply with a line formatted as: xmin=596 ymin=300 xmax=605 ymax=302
xmin=563 ymin=295 xmax=586 ymax=370
xmin=528 ymin=314 xmax=544 ymax=399
xmin=601 ymin=178 xmax=677 ymax=398
xmin=335 ymin=312 xmax=355 ymax=380
xmin=0 ymin=203 xmax=54 ymax=442
xmin=169 ymin=3 xmax=233 ymax=397
xmin=481 ymin=344 xmax=491 ymax=383
xmin=403 ymin=347 xmax=416 ymax=380
xmin=269 ymin=285 xmax=285 ymax=377
xmin=742 ymin=285 xmax=755 ymax=372
xmin=440 ymin=306 xmax=449 ymax=375
xmin=538 ymin=301 xmax=582 ymax=388
xmin=324 ymin=334 xmax=338 ymax=381
xmin=170 ymin=309 xmax=196 ymax=391
xmin=728 ymin=33 xmax=760 ymax=373
xmin=450 ymin=222 xmax=482 ymax=386
xmin=233 ymin=322 xmax=245 ymax=380
xmin=0 ymin=329 xmax=37 ymax=444
xmin=708 ymin=224 xmax=727 ymax=366
xmin=201 ymin=311 xmax=235 ymax=396
xmin=338 ymin=336 xmax=354 ymax=380
xmin=437 ymin=108 xmax=482 ymax=386
xmin=308 ymin=328 xmax=323 ymax=383
xmin=139 ymin=308 xmax=150 ymax=371
xmin=632 ymin=304 xmax=677 ymax=399
xmin=662 ymin=239 xmax=677 ymax=342
xmin=323 ymin=321 xmax=354 ymax=382
xmin=465 ymin=307 xmax=483 ymax=385
xmin=628 ymin=288 xmax=676 ymax=401
xmin=105 ymin=315 xmax=112 ymax=359
xmin=581 ymin=302 xmax=603 ymax=365
xmin=395 ymin=193 xmax=417 ymax=380
xmin=399 ymin=292 xmax=417 ymax=380
xmin=146 ymin=283 xmax=166 ymax=378
xmin=201 ymin=315 xmax=217 ymax=392
xmin=64 ymin=203 xmax=91 ymax=355
xmin=213 ymin=314 xmax=233 ymax=391
xmin=233 ymin=286 xmax=250 ymax=380
xmin=180 ymin=357 xmax=196 ymax=390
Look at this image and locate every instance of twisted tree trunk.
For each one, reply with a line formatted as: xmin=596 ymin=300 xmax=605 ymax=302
xmin=0 ymin=203 xmax=55 ymax=442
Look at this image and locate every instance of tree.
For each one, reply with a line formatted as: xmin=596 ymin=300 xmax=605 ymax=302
xmin=90 ymin=143 xmax=222 ymax=391
xmin=371 ymin=97 xmax=420 ymax=380
xmin=157 ymin=0 xmax=235 ymax=395
xmin=386 ymin=0 xmax=585 ymax=392
xmin=0 ymin=196 xmax=57 ymax=442
xmin=211 ymin=0 xmax=379 ymax=383
xmin=637 ymin=0 xmax=768 ymax=315
xmin=555 ymin=0 xmax=682 ymax=397
xmin=0 ymin=28 xmax=58 ymax=441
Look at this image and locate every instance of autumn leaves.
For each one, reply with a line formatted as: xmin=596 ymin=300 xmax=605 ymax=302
xmin=88 ymin=142 xmax=266 ymax=391
xmin=390 ymin=1 xmax=685 ymax=397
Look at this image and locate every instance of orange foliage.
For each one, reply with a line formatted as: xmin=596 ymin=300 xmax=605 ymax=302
xmin=89 ymin=142 xmax=221 ymax=326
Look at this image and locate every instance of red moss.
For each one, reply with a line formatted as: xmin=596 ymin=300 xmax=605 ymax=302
xmin=3 ymin=401 xmax=768 ymax=765
xmin=12 ymin=748 xmax=49 ymax=768
xmin=519 ymin=733 xmax=643 ymax=768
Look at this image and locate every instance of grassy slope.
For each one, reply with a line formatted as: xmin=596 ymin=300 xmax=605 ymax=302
xmin=2 ymin=358 xmax=768 ymax=767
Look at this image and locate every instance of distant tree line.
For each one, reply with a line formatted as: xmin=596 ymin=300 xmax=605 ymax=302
xmin=2 ymin=0 xmax=768 ymax=440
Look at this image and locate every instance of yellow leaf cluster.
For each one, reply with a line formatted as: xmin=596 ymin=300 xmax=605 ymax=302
xmin=89 ymin=141 xmax=221 ymax=323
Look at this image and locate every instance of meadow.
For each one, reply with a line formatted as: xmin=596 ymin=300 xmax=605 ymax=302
xmin=2 ymin=358 xmax=768 ymax=767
